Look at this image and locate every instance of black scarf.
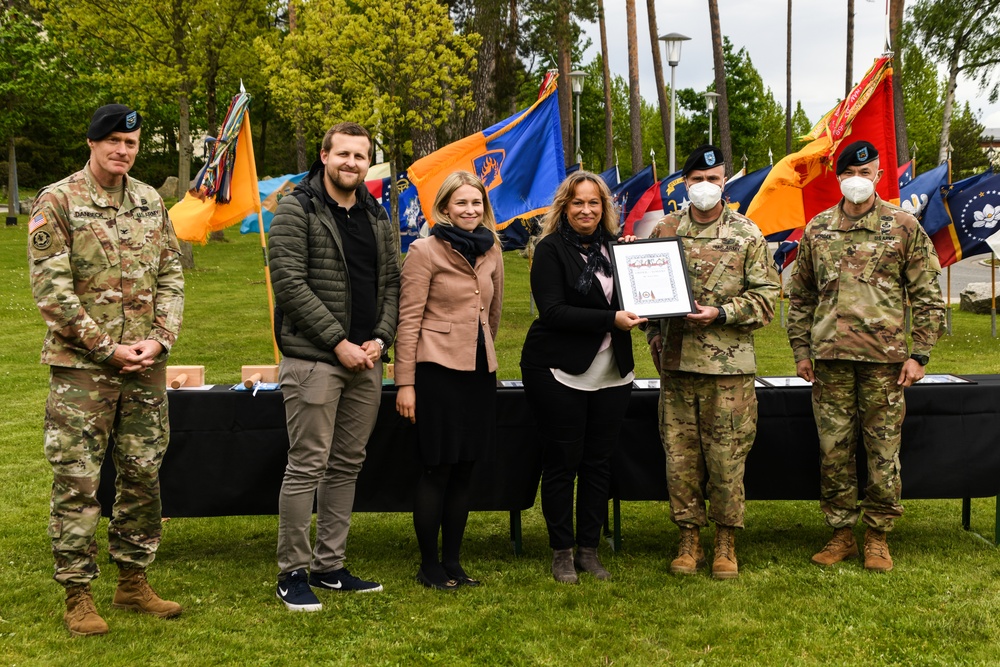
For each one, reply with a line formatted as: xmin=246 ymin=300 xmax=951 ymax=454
xmin=559 ymin=218 xmax=613 ymax=294
xmin=430 ymin=224 xmax=495 ymax=267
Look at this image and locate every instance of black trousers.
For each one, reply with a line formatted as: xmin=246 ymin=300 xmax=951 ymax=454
xmin=522 ymin=367 xmax=632 ymax=550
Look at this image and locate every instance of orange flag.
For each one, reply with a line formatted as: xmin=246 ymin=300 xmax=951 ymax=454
xmin=747 ymin=56 xmax=899 ymax=236
xmin=170 ymin=112 xmax=261 ymax=244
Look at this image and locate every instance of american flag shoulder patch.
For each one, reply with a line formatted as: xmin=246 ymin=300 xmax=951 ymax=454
xmin=29 ymin=212 xmax=48 ymax=233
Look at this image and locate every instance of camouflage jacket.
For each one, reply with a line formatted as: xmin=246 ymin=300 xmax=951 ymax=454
xmin=27 ymin=164 xmax=185 ymax=369
xmin=786 ymin=196 xmax=945 ymax=363
xmin=645 ymin=205 xmax=779 ymax=375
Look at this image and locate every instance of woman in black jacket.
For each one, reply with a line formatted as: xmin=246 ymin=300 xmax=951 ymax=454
xmin=521 ymin=171 xmax=646 ymax=584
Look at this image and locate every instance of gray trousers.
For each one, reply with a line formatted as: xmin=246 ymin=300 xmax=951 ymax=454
xmin=276 ymin=356 xmax=382 ymax=574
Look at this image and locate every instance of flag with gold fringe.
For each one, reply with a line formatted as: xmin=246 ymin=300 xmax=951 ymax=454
xmin=170 ymin=90 xmax=261 ymax=244
xmin=408 ymin=79 xmax=565 ymax=232
xmin=746 ymin=55 xmax=899 ymax=236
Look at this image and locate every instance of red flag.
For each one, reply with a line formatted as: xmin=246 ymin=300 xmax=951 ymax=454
xmin=623 ymin=181 xmax=662 ymax=238
xmin=747 ymin=56 xmax=899 ymax=236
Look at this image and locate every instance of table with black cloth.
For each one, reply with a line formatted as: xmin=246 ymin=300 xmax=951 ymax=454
xmin=609 ymin=374 xmax=1000 ymax=547
xmin=98 ymin=386 xmax=543 ymax=552
xmin=98 ymin=376 xmax=1000 ymax=551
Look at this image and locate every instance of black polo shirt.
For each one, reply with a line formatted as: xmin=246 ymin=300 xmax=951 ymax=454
xmin=322 ymin=188 xmax=378 ymax=346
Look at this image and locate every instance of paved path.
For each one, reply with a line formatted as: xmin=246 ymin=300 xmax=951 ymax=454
xmin=940 ymin=255 xmax=998 ymax=302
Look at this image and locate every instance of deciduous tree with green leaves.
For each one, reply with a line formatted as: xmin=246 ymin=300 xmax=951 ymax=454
xmin=259 ymin=0 xmax=478 ymax=228
xmin=0 ymin=6 xmax=88 ymax=197
xmin=908 ymin=0 xmax=1000 ymax=163
xmin=38 ymin=0 xmax=276 ymax=196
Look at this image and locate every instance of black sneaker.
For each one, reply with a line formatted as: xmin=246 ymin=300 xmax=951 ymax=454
xmin=309 ymin=567 xmax=383 ymax=593
xmin=276 ymin=569 xmax=322 ymax=611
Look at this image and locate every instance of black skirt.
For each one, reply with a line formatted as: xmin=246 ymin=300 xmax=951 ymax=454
xmin=413 ymin=338 xmax=497 ymax=466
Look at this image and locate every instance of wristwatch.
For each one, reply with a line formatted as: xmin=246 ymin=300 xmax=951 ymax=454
xmin=714 ymin=307 xmax=727 ymax=325
xmin=374 ymin=337 xmax=386 ymax=353
xmin=909 ymin=353 xmax=929 ymax=366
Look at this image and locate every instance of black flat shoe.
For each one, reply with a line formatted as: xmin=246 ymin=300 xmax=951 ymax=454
xmin=416 ymin=567 xmax=459 ymax=591
xmin=443 ymin=564 xmax=481 ymax=587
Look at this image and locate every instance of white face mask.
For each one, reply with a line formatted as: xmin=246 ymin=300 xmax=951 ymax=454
xmin=840 ymin=175 xmax=875 ymax=204
xmin=688 ymin=181 xmax=723 ymax=211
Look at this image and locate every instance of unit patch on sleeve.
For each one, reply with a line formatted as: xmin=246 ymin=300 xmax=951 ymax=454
xmin=31 ymin=229 xmax=53 ymax=251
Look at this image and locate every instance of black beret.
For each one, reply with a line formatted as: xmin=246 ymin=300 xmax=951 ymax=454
xmin=836 ymin=140 xmax=879 ymax=175
xmin=682 ymin=145 xmax=725 ymax=176
xmin=87 ymin=104 xmax=142 ymax=140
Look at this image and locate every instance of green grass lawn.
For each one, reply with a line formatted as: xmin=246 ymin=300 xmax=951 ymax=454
xmin=2 ymin=223 xmax=1000 ymax=665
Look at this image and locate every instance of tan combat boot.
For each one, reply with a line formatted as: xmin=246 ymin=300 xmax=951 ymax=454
xmin=64 ymin=584 xmax=109 ymax=637
xmin=811 ymin=527 xmax=859 ymax=566
xmin=863 ymin=528 xmax=893 ymax=573
xmin=112 ymin=568 xmax=182 ymax=618
xmin=712 ymin=525 xmax=739 ymax=580
xmin=670 ymin=526 xmax=705 ymax=575
xmin=551 ymin=548 xmax=579 ymax=584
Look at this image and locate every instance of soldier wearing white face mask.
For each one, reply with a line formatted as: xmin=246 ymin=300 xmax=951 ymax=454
xmin=787 ymin=140 xmax=945 ymax=573
xmin=646 ymin=145 xmax=779 ymax=580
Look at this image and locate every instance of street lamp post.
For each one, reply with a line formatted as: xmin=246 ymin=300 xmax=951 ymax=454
xmin=703 ymin=91 xmax=721 ymax=145
xmin=659 ymin=32 xmax=690 ymax=174
xmin=569 ymin=70 xmax=586 ymax=165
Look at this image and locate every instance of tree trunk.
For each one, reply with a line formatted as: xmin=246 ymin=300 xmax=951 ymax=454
xmin=289 ymin=0 xmax=307 ymax=171
xmin=172 ymin=0 xmax=192 ymax=197
xmin=708 ymin=0 xmax=732 ymax=175
xmin=388 ymin=150 xmax=401 ymax=255
xmin=938 ymin=52 xmax=960 ymax=164
xmin=846 ymin=0 xmax=854 ymax=98
xmin=295 ymin=126 xmax=307 ymax=172
xmin=556 ymin=0 xmax=573 ymax=166
xmin=468 ymin=1 xmax=501 ymax=130
xmin=206 ymin=60 xmax=219 ymax=138
xmin=6 ymin=137 xmax=18 ymax=226
xmin=177 ymin=88 xmax=192 ymax=197
xmin=598 ymin=0 xmax=614 ymax=169
xmin=889 ymin=0 xmax=909 ymax=164
xmin=411 ymin=126 xmax=438 ymax=159
xmin=625 ymin=0 xmax=642 ymax=174
xmin=503 ymin=0 xmax=519 ymax=116
xmin=646 ymin=0 xmax=669 ymax=163
xmin=259 ymin=93 xmax=269 ymax=171
xmin=786 ymin=0 xmax=792 ymax=155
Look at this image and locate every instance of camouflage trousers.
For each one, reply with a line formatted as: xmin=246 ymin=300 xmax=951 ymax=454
xmin=812 ymin=360 xmax=905 ymax=532
xmin=659 ymin=371 xmax=757 ymax=528
xmin=45 ymin=364 xmax=170 ymax=587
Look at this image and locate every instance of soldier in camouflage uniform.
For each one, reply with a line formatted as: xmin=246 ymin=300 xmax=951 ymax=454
xmin=787 ymin=140 xmax=945 ymax=573
xmin=27 ymin=105 xmax=185 ymax=636
xmin=646 ymin=146 xmax=779 ymax=579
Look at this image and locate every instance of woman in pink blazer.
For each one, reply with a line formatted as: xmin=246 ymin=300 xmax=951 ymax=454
xmin=395 ymin=171 xmax=504 ymax=590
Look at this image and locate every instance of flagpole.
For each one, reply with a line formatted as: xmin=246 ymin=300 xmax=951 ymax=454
xmin=243 ymin=112 xmax=281 ymax=364
xmin=779 ymin=279 xmax=786 ymax=328
xmin=946 ymin=158 xmax=953 ymax=335
xmin=992 ymin=252 xmax=997 ymax=338
xmin=946 ymin=267 xmax=952 ymax=335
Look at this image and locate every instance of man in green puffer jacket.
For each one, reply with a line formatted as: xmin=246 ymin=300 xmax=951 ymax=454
xmin=268 ymin=122 xmax=399 ymax=611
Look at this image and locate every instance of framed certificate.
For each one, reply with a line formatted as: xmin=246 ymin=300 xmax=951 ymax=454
xmin=609 ymin=237 xmax=695 ymax=319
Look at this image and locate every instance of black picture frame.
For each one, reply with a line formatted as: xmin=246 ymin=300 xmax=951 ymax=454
xmin=608 ymin=237 xmax=695 ymax=319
